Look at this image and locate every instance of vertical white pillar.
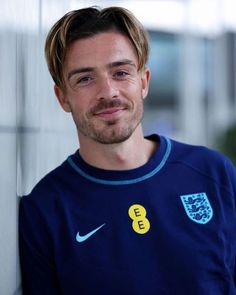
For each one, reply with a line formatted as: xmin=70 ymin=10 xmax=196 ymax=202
xmin=178 ymin=34 xmax=207 ymax=145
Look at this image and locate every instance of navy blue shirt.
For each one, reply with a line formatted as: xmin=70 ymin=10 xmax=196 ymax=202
xmin=19 ymin=135 xmax=236 ymax=294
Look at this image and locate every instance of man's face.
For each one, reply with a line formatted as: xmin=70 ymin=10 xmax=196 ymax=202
xmin=55 ymin=31 xmax=150 ymax=144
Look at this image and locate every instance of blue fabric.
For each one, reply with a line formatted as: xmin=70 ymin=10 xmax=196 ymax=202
xmin=19 ymin=135 xmax=236 ymax=295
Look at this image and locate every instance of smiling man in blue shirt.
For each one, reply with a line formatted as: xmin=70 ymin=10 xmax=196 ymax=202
xmin=19 ymin=6 xmax=236 ymax=295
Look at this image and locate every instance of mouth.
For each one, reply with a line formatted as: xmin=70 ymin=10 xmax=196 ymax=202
xmin=93 ymin=107 xmax=127 ymax=119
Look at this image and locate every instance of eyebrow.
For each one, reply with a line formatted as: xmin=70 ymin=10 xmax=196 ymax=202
xmin=67 ymin=59 xmax=136 ymax=80
xmin=109 ymin=59 xmax=136 ymax=69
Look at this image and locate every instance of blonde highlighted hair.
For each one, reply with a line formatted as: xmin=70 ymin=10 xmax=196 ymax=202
xmin=45 ymin=6 xmax=149 ymax=90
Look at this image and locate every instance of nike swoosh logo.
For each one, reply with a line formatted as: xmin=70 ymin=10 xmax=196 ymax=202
xmin=76 ymin=223 xmax=105 ymax=243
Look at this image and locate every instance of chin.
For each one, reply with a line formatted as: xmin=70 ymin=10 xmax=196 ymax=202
xmin=91 ymin=128 xmax=133 ymax=145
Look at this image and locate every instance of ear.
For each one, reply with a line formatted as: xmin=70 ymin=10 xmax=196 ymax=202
xmin=54 ymin=85 xmax=71 ymax=113
xmin=141 ymin=67 xmax=151 ymax=99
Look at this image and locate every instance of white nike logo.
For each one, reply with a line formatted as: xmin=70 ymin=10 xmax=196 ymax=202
xmin=76 ymin=223 xmax=106 ymax=243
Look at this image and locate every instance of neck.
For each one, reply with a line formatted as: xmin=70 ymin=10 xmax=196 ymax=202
xmin=78 ymin=127 xmax=158 ymax=170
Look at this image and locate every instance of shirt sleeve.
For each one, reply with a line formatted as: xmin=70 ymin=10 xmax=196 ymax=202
xmin=19 ymin=196 xmax=61 ymax=295
xmin=225 ymin=157 xmax=236 ymax=203
xmin=228 ymin=160 xmax=236 ymax=285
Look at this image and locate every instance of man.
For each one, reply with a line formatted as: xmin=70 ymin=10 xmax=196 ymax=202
xmin=19 ymin=6 xmax=236 ymax=295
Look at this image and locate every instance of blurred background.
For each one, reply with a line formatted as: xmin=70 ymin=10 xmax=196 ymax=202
xmin=0 ymin=0 xmax=236 ymax=294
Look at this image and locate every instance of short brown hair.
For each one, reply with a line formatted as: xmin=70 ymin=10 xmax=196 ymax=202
xmin=45 ymin=6 xmax=149 ymax=90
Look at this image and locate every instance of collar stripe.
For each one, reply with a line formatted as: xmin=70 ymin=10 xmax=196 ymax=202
xmin=67 ymin=137 xmax=171 ymax=186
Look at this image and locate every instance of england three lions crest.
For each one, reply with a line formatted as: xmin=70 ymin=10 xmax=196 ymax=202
xmin=180 ymin=192 xmax=213 ymax=224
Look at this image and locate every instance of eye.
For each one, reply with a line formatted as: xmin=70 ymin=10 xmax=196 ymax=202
xmin=77 ymin=76 xmax=93 ymax=85
xmin=114 ymin=71 xmax=129 ymax=79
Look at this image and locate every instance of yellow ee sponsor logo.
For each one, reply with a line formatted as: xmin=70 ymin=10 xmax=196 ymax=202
xmin=128 ymin=204 xmax=150 ymax=234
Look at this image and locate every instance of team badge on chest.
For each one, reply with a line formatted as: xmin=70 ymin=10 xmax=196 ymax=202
xmin=180 ymin=192 xmax=213 ymax=224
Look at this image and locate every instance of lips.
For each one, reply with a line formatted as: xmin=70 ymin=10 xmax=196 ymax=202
xmin=90 ymin=99 xmax=130 ymax=120
xmin=93 ymin=107 xmax=127 ymax=120
xmin=94 ymin=107 xmax=125 ymax=115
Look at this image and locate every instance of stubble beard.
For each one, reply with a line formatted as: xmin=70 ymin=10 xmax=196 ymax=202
xmin=72 ymin=97 xmax=144 ymax=144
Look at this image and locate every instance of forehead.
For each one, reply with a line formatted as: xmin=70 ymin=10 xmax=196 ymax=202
xmin=64 ymin=31 xmax=138 ymax=71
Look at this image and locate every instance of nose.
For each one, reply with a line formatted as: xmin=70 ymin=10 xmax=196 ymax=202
xmin=96 ymin=76 xmax=119 ymax=100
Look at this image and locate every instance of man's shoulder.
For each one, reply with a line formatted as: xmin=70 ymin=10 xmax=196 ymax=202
xmin=21 ymin=154 xmax=74 ymax=205
xmin=168 ymin=137 xmax=236 ymax=191
xmin=170 ymin=137 xmax=228 ymax=165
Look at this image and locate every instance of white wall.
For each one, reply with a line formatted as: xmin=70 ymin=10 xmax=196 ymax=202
xmin=0 ymin=1 xmax=78 ymax=294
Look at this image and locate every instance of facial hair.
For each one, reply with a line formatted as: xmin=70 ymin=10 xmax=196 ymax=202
xmin=72 ymin=93 xmax=144 ymax=144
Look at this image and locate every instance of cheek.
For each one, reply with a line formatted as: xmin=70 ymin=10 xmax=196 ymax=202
xmin=119 ymin=79 xmax=142 ymax=95
xmin=68 ymin=91 xmax=90 ymax=110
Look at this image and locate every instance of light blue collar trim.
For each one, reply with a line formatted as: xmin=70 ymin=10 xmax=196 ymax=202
xmin=67 ymin=137 xmax=171 ymax=185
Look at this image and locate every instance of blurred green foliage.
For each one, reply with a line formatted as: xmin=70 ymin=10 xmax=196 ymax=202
xmin=217 ymin=123 xmax=236 ymax=165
